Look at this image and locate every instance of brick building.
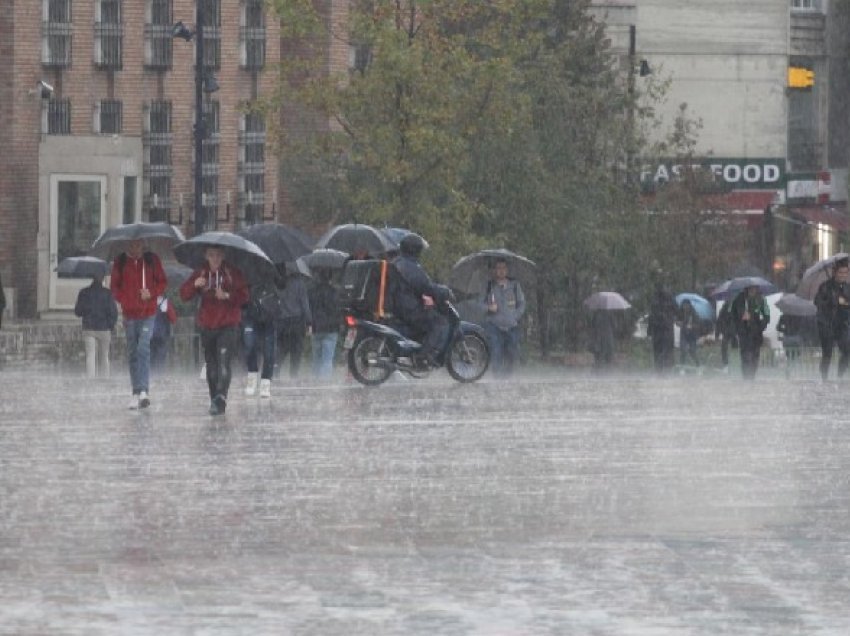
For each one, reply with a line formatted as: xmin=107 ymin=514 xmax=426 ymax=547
xmin=0 ymin=0 xmax=350 ymax=320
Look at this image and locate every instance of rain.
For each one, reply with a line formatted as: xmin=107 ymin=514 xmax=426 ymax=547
xmin=1 ymin=366 xmax=849 ymax=634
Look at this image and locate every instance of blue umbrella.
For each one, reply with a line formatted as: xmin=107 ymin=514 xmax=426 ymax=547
xmin=675 ymin=293 xmax=714 ymax=321
xmin=709 ymin=276 xmax=778 ymax=301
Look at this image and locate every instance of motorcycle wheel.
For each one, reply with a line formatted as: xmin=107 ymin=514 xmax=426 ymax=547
xmin=348 ymin=335 xmax=394 ymax=385
xmin=446 ymin=333 xmax=490 ymax=383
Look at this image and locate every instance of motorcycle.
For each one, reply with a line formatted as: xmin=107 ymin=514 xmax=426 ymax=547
xmin=342 ymin=300 xmax=490 ymax=385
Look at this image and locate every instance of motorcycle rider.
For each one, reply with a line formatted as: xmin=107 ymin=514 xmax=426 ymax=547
xmin=391 ymin=233 xmax=451 ymax=367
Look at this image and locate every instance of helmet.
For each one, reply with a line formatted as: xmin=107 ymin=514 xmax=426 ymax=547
xmin=399 ymin=233 xmax=428 ymax=258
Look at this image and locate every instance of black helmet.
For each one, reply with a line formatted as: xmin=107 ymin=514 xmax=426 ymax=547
xmin=399 ymin=233 xmax=428 ymax=257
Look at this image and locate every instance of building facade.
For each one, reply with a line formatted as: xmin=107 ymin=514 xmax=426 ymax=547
xmin=594 ymin=0 xmax=850 ymax=287
xmin=1 ymin=0 xmax=286 ymax=318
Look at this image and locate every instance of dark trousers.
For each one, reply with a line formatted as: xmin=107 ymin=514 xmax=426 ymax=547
xmin=278 ymin=317 xmax=306 ymax=378
xmin=406 ymin=310 xmax=449 ymax=361
xmin=242 ymin=318 xmax=276 ymax=379
xmin=739 ymin=336 xmax=761 ymax=380
xmin=719 ymin=333 xmax=737 ymax=366
xmin=819 ymin=329 xmax=850 ymax=380
xmin=679 ymin=331 xmax=699 ymax=366
xmin=150 ymin=336 xmax=170 ymax=372
xmin=200 ymin=326 xmax=238 ymax=400
xmin=651 ymin=330 xmax=674 ymax=372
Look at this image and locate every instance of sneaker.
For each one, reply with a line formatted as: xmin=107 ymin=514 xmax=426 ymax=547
xmin=138 ymin=391 xmax=150 ymax=409
xmin=128 ymin=394 xmax=140 ymax=410
xmin=259 ymin=379 xmax=271 ymax=398
xmin=245 ymin=372 xmax=258 ymax=397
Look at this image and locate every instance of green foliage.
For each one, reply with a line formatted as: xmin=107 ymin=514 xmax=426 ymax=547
xmin=267 ymin=0 xmax=666 ymax=355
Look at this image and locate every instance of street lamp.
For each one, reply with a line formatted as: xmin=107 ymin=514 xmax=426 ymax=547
xmin=172 ymin=14 xmax=219 ymax=236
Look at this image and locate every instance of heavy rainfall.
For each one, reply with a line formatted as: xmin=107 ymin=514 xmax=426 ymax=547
xmin=4 ymin=0 xmax=850 ymax=634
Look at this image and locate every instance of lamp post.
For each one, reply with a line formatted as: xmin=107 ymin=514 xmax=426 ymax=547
xmin=173 ymin=8 xmax=215 ymax=237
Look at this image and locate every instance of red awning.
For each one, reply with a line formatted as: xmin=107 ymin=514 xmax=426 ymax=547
xmin=790 ymin=203 xmax=850 ymax=231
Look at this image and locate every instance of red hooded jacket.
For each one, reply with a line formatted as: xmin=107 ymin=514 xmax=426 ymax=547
xmin=110 ymin=252 xmax=167 ymax=320
xmin=180 ymin=263 xmax=249 ymax=329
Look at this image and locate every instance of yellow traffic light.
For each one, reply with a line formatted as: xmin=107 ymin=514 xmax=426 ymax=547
xmin=788 ymin=67 xmax=815 ymax=89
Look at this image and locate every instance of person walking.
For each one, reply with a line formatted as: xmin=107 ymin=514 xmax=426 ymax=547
xmin=647 ymin=281 xmax=677 ymax=373
xmin=714 ymin=300 xmax=737 ymax=373
xmin=730 ymin=285 xmax=770 ymax=380
xmin=481 ymin=258 xmax=526 ymax=376
xmin=110 ymin=239 xmax=167 ymax=410
xmin=180 ymin=247 xmax=249 ymax=416
xmin=241 ymin=275 xmax=285 ymax=398
xmin=677 ymin=299 xmax=700 ymax=367
xmin=0 ymin=270 xmax=6 ymax=329
xmin=150 ymin=294 xmax=177 ymax=372
xmin=276 ymin=263 xmax=312 ymax=380
xmin=74 ymin=272 xmax=118 ymax=378
xmin=814 ymin=257 xmax=850 ymax=381
xmin=589 ymin=309 xmax=614 ymax=371
xmin=308 ymin=268 xmax=341 ymax=380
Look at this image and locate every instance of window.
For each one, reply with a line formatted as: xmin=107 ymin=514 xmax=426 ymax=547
xmin=123 ymin=177 xmax=137 ymax=224
xmin=200 ymin=100 xmax=221 ymax=229
xmin=239 ymin=111 xmax=266 ymax=224
xmin=791 ymin=0 xmax=822 ymax=11
xmin=93 ymin=99 xmax=123 ymax=134
xmin=94 ymin=0 xmax=123 ymax=69
xmin=43 ymin=98 xmax=71 ymax=134
xmin=42 ymin=0 xmax=72 ymax=67
xmin=144 ymin=101 xmax=173 ymax=221
xmin=145 ymin=0 xmax=173 ymax=69
xmin=240 ymin=0 xmax=266 ymax=70
xmin=199 ymin=0 xmax=221 ymax=71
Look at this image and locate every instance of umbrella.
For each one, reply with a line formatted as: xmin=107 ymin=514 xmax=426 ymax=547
xmin=709 ymin=276 xmax=779 ymax=301
xmin=315 ymin=223 xmax=398 ymax=258
xmin=796 ymin=253 xmax=850 ymax=300
xmin=583 ymin=291 xmax=632 ymax=311
xmin=90 ymin=222 xmax=185 ymax=259
xmin=298 ymin=248 xmax=350 ymax=271
xmin=283 ymin=258 xmax=312 ymax=278
xmin=163 ymin=262 xmax=193 ymax=289
xmin=55 ymin=256 xmax=109 ymax=279
xmin=776 ymin=292 xmax=817 ymax=317
xmin=380 ymin=226 xmax=415 ymax=248
xmin=237 ymin=223 xmax=313 ymax=265
xmin=449 ymin=249 xmax=537 ymax=296
xmin=675 ymin=293 xmax=714 ymax=321
xmin=173 ymin=231 xmax=277 ymax=285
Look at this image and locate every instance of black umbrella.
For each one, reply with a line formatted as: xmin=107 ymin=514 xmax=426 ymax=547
xmin=449 ymin=249 xmax=536 ymax=296
xmin=163 ymin=262 xmax=193 ymax=289
xmin=709 ymin=276 xmax=779 ymax=301
xmin=173 ymin=231 xmax=277 ymax=285
xmin=315 ymin=223 xmax=397 ymax=258
xmin=776 ymin=293 xmax=817 ymax=317
xmin=237 ymin=223 xmax=313 ymax=265
xmin=90 ymin=222 xmax=185 ymax=259
xmin=55 ymin=256 xmax=109 ymax=279
xmin=796 ymin=253 xmax=850 ymax=300
xmin=298 ymin=248 xmax=350 ymax=271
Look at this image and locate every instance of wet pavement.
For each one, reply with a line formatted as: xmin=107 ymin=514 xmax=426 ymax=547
xmin=1 ymin=366 xmax=849 ymax=635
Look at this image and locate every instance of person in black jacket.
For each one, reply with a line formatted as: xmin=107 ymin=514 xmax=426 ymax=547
xmin=814 ymin=257 xmax=850 ymax=381
xmin=647 ymin=281 xmax=677 ymax=373
xmin=308 ymin=268 xmax=341 ymax=380
xmin=730 ymin=285 xmax=770 ymax=380
xmin=74 ymin=273 xmax=119 ymax=378
xmin=0 ymin=270 xmax=6 ymax=330
xmin=391 ymin=234 xmax=450 ymax=366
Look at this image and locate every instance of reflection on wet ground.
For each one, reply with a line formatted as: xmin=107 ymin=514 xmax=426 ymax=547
xmin=1 ymin=368 xmax=848 ymax=634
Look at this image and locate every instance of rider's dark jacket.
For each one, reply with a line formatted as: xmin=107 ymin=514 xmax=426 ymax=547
xmin=392 ymin=255 xmax=449 ymax=323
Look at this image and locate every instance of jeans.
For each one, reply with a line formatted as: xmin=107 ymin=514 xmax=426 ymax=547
xmin=124 ymin=316 xmax=154 ymax=394
xmin=485 ymin=322 xmax=520 ymax=375
xmin=311 ymin=331 xmax=338 ymax=379
xmin=679 ymin=330 xmax=700 ymax=366
xmin=200 ymin=326 xmax=238 ymax=400
xmin=243 ymin=318 xmax=276 ymax=380
xmin=82 ymin=330 xmax=111 ymax=378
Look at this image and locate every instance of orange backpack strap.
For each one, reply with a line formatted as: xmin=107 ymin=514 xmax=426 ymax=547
xmin=377 ymin=259 xmax=388 ymax=319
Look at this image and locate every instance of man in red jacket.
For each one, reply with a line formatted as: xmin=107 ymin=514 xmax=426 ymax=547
xmin=110 ymin=239 xmax=167 ymax=409
xmin=180 ymin=246 xmax=249 ymax=415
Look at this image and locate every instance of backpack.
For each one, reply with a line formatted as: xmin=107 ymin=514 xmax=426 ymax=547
xmin=339 ymin=259 xmax=395 ymax=319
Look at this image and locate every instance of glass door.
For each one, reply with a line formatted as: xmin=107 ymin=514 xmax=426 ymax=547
xmin=49 ymin=174 xmax=108 ymax=309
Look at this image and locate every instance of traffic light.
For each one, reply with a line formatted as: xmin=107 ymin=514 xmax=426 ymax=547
xmin=788 ymin=67 xmax=815 ymax=89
